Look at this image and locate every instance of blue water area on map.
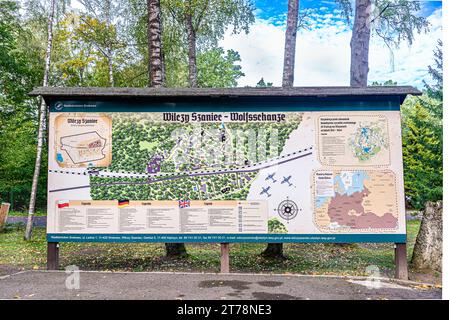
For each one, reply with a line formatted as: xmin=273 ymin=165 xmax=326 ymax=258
xmin=361 ymin=127 xmax=369 ymax=135
xmin=334 ymin=171 xmax=369 ymax=196
xmin=56 ymin=153 xmax=63 ymax=162
xmin=315 ymin=196 xmax=330 ymax=208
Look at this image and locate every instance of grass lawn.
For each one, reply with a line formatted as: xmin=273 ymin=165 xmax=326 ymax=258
xmin=0 ymin=220 xmax=427 ymax=279
xmin=7 ymin=210 xmax=47 ymax=217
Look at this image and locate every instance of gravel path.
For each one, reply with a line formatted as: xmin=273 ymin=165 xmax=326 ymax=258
xmin=0 ymin=270 xmax=441 ymax=300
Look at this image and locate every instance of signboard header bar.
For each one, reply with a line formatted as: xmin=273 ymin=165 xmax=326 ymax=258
xmin=30 ymin=86 xmax=420 ymax=101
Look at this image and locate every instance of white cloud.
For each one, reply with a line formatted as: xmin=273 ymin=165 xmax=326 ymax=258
xmin=219 ymin=19 xmax=286 ymax=86
xmin=219 ymin=8 xmax=442 ymax=88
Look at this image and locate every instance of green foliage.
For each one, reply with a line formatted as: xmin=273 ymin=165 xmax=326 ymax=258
xmin=197 ymin=48 xmax=244 ymax=87
xmin=51 ymin=12 xmax=128 ymax=87
xmin=371 ymin=80 xmax=397 ymax=86
xmin=163 ymin=0 xmax=255 ymax=49
xmin=256 ymin=78 xmax=273 ymax=87
xmin=0 ymin=1 xmax=42 ymax=104
xmin=424 ymin=40 xmax=443 ymax=102
xmin=401 ymin=40 xmax=443 ymax=209
xmin=372 ymin=0 xmax=429 ymax=47
xmin=0 ymin=1 xmax=46 ymax=211
xmin=267 ymin=218 xmax=288 ymax=234
xmin=401 ymin=97 xmax=442 ymax=209
xmin=336 ymin=0 xmax=429 ymax=48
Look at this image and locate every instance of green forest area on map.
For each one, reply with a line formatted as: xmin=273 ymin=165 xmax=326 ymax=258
xmin=90 ymin=113 xmax=302 ymax=201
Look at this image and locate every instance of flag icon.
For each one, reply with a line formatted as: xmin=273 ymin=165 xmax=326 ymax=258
xmin=178 ymin=199 xmax=190 ymax=208
xmin=118 ymin=199 xmax=129 ymax=208
xmin=58 ymin=200 xmax=69 ymax=209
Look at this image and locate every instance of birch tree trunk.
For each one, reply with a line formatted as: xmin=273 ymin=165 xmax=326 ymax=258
xmin=107 ymin=53 xmax=114 ymax=87
xmin=24 ymin=0 xmax=56 ymax=240
xmin=350 ymin=0 xmax=372 ymax=87
xmin=281 ymin=0 xmax=299 ymax=87
xmin=185 ymin=11 xmax=197 ymax=88
xmin=147 ymin=0 xmax=186 ymax=256
xmin=147 ymin=0 xmax=164 ymax=87
xmin=105 ymin=0 xmax=114 ymax=87
xmin=411 ymin=201 xmax=443 ymax=272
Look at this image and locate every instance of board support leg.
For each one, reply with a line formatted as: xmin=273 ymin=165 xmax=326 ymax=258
xmin=47 ymin=242 xmax=59 ymax=270
xmin=220 ymin=243 xmax=230 ymax=273
xmin=394 ymin=243 xmax=408 ymax=280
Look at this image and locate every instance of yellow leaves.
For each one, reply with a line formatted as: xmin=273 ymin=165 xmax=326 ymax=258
xmin=412 ymin=283 xmax=433 ymax=290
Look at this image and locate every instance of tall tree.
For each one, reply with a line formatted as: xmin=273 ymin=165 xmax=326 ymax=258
xmin=147 ymin=0 xmax=164 ymax=87
xmin=78 ymin=0 xmax=123 ymax=87
xmin=261 ymin=0 xmax=299 ymax=259
xmin=164 ymin=0 xmax=254 ymax=87
xmin=405 ymin=40 xmax=442 ymax=272
xmin=338 ymin=0 xmax=429 ymax=86
xmin=401 ymin=40 xmax=443 ymax=209
xmin=25 ymin=0 xmax=56 ymax=240
xmin=282 ymin=0 xmax=299 ymax=87
xmin=424 ymin=39 xmax=443 ymax=101
xmin=147 ymin=0 xmax=185 ymax=256
xmin=184 ymin=1 xmax=197 ymax=87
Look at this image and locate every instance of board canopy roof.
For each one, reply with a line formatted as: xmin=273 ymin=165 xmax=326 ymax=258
xmin=30 ymin=86 xmax=420 ymax=105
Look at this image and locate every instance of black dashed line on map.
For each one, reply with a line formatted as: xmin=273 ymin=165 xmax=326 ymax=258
xmin=49 ymin=147 xmax=314 ymax=177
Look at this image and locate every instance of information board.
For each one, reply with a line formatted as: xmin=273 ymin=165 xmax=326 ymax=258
xmin=47 ymin=106 xmax=406 ymax=243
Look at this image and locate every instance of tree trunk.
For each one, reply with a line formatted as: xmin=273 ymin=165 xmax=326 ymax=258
xmin=107 ymin=53 xmax=114 ymax=87
xmin=262 ymin=0 xmax=300 ymax=257
xmin=24 ymin=0 xmax=56 ymax=241
xmin=282 ymin=0 xmax=299 ymax=87
xmin=350 ymin=0 xmax=372 ymax=87
xmin=105 ymin=0 xmax=114 ymax=87
xmin=147 ymin=0 xmax=186 ymax=256
xmin=165 ymin=243 xmax=188 ymax=257
xmin=185 ymin=12 xmax=197 ymax=87
xmin=261 ymin=243 xmax=285 ymax=259
xmin=411 ymin=201 xmax=442 ymax=272
xmin=147 ymin=0 xmax=164 ymax=87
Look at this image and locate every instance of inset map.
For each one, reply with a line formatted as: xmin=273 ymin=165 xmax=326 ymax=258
xmin=54 ymin=113 xmax=112 ymax=167
xmin=60 ymin=131 xmax=107 ymax=164
xmin=317 ymin=114 xmax=390 ymax=166
xmin=348 ymin=122 xmax=387 ymax=162
xmin=313 ymin=170 xmax=399 ymax=232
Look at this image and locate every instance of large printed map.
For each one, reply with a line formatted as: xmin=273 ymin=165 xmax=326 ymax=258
xmin=47 ymin=110 xmax=406 ymax=239
xmin=89 ymin=112 xmax=301 ymax=202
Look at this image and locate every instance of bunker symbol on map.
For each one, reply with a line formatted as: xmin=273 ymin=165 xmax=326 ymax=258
xmin=60 ymin=131 xmax=107 ymax=164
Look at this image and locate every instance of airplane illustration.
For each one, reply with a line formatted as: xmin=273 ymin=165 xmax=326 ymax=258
xmin=265 ymin=172 xmax=277 ymax=183
xmin=281 ymin=175 xmax=294 ymax=187
xmin=260 ymin=186 xmax=272 ymax=197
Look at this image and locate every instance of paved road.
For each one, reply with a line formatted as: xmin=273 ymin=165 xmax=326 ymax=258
xmin=0 ymin=271 xmax=441 ymax=300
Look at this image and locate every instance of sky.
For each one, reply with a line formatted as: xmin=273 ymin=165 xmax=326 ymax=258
xmin=219 ymin=0 xmax=443 ymax=88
